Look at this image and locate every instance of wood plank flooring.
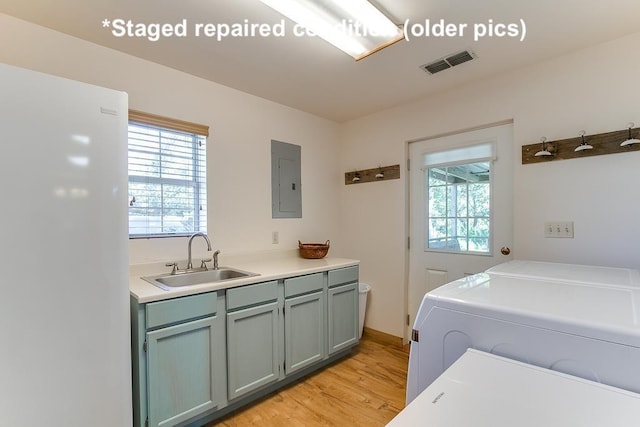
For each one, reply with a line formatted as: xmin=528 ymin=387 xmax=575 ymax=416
xmin=211 ymin=333 xmax=409 ymax=426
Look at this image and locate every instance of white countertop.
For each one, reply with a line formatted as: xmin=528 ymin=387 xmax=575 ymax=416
xmin=130 ymin=250 xmax=359 ymax=303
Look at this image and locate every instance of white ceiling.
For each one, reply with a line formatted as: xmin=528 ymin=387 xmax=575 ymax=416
xmin=2 ymin=0 xmax=640 ymax=122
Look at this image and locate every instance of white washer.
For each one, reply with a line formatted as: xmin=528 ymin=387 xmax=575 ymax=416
xmin=486 ymin=259 xmax=640 ymax=287
xmin=391 ymin=349 xmax=640 ymax=426
xmin=406 ymin=261 xmax=640 ymax=404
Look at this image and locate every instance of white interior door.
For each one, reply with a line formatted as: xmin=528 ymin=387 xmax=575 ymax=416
xmin=408 ymin=123 xmax=514 ymax=333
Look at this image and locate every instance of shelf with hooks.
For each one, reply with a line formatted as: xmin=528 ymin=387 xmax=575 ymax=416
xmin=522 ymin=125 xmax=640 ymax=164
xmin=345 ymin=164 xmax=400 ymax=185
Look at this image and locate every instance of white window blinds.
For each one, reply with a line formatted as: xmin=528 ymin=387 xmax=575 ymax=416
xmin=127 ymin=110 xmax=208 ymax=238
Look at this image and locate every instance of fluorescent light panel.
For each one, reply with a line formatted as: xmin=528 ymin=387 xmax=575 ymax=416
xmin=260 ymin=0 xmax=404 ymax=60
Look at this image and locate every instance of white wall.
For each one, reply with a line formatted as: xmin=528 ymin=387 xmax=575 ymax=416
xmin=4 ymin=14 xmax=639 ymax=340
xmin=0 ymin=14 xmax=342 ymax=265
xmin=339 ymin=32 xmax=640 ymax=338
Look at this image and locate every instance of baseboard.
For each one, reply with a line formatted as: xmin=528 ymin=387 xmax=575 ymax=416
xmin=363 ymin=327 xmax=404 ymax=348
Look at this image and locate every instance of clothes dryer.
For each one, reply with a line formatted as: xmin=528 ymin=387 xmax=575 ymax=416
xmin=394 ymin=349 xmax=640 ymax=426
xmin=406 ymin=261 xmax=640 ymax=404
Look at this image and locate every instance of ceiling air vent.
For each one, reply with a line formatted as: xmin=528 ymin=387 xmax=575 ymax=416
xmin=421 ymin=50 xmax=476 ymax=75
xmin=423 ymin=60 xmax=451 ymax=74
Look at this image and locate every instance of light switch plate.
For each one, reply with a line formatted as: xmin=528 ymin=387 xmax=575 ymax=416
xmin=544 ymin=221 xmax=574 ymax=238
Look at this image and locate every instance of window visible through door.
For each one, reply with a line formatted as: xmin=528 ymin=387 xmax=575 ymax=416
xmin=423 ymin=142 xmax=495 ymax=254
xmin=409 ymin=123 xmax=513 ymax=339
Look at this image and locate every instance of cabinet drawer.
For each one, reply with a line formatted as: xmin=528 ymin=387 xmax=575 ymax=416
xmin=146 ymin=292 xmax=218 ymax=330
xmin=328 ymin=266 xmax=358 ymax=288
xmin=227 ymin=280 xmax=278 ymax=311
xmin=284 ymin=273 xmax=323 ymax=298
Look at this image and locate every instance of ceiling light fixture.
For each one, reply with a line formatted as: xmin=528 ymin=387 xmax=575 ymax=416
xmin=260 ymin=0 xmax=404 ymax=60
xmin=620 ymin=122 xmax=640 ymax=147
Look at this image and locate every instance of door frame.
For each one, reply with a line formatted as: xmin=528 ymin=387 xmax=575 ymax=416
xmin=403 ymin=119 xmax=514 ymax=341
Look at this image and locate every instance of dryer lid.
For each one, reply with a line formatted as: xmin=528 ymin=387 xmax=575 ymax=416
xmin=426 ymin=271 xmax=640 ymax=347
xmin=486 ymin=260 xmax=640 ymax=288
xmin=389 ymin=349 xmax=640 ymax=427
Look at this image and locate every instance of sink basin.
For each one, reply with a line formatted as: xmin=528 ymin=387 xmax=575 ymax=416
xmin=143 ymin=267 xmax=259 ymax=291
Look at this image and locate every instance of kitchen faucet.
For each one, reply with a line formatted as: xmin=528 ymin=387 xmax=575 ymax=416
xmin=186 ymin=232 xmax=212 ymax=270
xmin=213 ymin=250 xmax=221 ymax=270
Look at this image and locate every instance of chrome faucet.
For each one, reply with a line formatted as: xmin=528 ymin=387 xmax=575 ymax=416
xmin=213 ymin=250 xmax=220 ymax=270
xmin=187 ymin=232 xmax=212 ymax=270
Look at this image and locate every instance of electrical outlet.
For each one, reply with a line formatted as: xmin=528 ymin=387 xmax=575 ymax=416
xmin=544 ymin=221 xmax=574 ymax=238
xmin=272 ymin=231 xmax=279 ymax=244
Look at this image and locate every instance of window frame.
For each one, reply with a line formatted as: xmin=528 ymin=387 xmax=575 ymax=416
xmin=424 ymin=159 xmax=493 ymax=255
xmin=127 ymin=110 xmax=209 ymax=239
xmin=421 ymin=140 xmax=496 ymax=256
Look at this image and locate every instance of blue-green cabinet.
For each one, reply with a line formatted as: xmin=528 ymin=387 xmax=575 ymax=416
xmin=328 ymin=266 xmax=359 ymax=354
xmin=131 ymin=291 xmax=226 ymax=427
xmin=284 ymin=273 xmax=326 ymax=374
xmin=131 ymin=265 xmax=359 ymax=427
xmin=147 ymin=316 xmax=218 ymax=426
xmin=226 ymin=281 xmax=280 ymax=400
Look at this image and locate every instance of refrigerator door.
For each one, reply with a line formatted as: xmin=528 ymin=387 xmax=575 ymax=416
xmin=392 ymin=349 xmax=640 ymax=426
xmin=0 ymin=63 xmax=132 ymax=426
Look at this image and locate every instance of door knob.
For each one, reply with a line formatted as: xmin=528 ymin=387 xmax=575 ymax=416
xmin=500 ymin=246 xmax=511 ymax=255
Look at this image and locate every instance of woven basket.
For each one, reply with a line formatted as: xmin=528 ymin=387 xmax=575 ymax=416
xmin=298 ymin=240 xmax=330 ymax=259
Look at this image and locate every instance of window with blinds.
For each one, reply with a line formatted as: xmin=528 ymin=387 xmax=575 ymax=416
xmin=127 ymin=110 xmax=208 ymax=238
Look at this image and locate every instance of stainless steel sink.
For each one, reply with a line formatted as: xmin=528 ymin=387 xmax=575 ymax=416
xmin=143 ymin=267 xmax=259 ymax=291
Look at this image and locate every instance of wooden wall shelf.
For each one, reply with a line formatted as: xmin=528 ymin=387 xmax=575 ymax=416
xmin=522 ymin=127 xmax=640 ymax=164
xmin=345 ymin=164 xmax=400 ymax=185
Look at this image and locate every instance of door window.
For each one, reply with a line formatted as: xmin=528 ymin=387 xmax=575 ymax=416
xmin=426 ymin=161 xmax=491 ymax=253
xmin=422 ymin=141 xmax=495 ymax=254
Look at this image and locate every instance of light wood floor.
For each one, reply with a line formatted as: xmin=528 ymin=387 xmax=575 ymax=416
xmin=212 ymin=333 xmax=410 ymax=426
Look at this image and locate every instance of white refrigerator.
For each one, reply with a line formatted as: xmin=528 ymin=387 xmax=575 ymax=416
xmin=0 ymin=63 xmax=132 ymax=426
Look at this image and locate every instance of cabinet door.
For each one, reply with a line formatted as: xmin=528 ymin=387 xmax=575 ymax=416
xmin=227 ymin=301 xmax=279 ymax=400
xmin=328 ymin=282 xmax=359 ymax=354
xmin=146 ymin=316 xmax=219 ymax=427
xmin=284 ymin=291 xmax=325 ymax=375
